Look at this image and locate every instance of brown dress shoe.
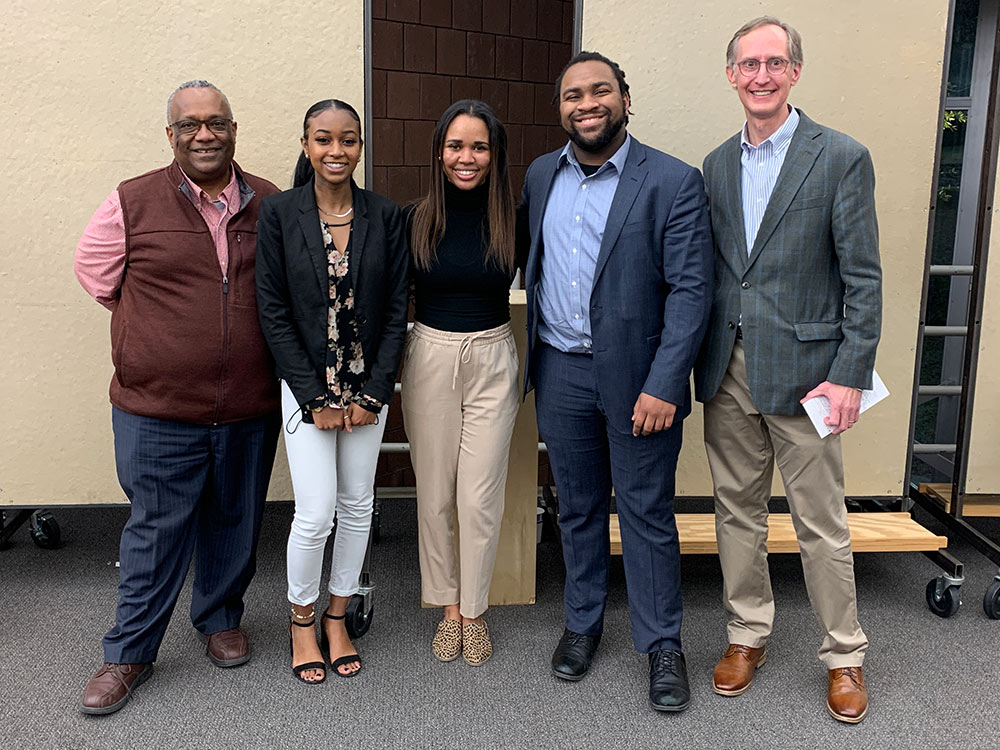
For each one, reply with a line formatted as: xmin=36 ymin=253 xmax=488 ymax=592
xmin=712 ymin=644 xmax=767 ymax=696
xmin=200 ymin=627 xmax=251 ymax=667
xmin=827 ymin=666 xmax=868 ymax=723
xmin=80 ymin=662 xmax=153 ymax=715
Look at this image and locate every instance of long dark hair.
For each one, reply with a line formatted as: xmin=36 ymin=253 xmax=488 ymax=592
xmin=292 ymin=99 xmax=364 ymax=188
xmin=410 ymin=100 xmax=515 ymax=272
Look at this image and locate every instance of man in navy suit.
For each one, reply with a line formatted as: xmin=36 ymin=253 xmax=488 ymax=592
xmin=521 ymin=51 xmax=713 ymax=712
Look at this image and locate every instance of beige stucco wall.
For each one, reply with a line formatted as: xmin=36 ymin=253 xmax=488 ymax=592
xmin=965 ymin=147 xmax=1000 ymax=493
xmin=0 ymin=1 xmax=364 ymax=505
xmin=583 ymin=0 xmax=949 ymax=496
xmin=1 ymin=1 xmax=951 ymax=505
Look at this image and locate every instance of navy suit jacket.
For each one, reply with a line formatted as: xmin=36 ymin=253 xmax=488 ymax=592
xmin=522 ymin=137 xmax=714 ymax=434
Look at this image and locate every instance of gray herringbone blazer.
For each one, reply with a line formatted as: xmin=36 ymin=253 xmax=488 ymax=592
xmin=693 ymin=110 xmax=882 ymax=416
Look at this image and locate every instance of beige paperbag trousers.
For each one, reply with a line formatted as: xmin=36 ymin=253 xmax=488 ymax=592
xmin=400 ymin=321 xmax=519 ymax=619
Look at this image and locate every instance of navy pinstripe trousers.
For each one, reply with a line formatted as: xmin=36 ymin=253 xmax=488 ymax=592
xmin=102 ymin=407 xmax=280 ymax=664
xmin=534 ymin=343 xmax=684 ymax=654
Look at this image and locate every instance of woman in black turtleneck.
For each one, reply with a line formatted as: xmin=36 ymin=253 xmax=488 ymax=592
xmin=401 ymin=100 xmax=524 ymax=666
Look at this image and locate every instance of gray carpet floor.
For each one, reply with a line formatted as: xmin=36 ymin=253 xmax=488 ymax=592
xmin=1 ymin=497 xmax=998 ymax=750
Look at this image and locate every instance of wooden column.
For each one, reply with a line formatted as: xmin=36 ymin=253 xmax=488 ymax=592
xmin=486 ymin=290 xmax=538 ymax=605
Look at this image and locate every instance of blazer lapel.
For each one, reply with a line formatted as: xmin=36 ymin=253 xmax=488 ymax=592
xmin=349 ymin=182 xmax=368 ymax=292
xmin=526 ymin=153 xmax=561 ymax=291
xmin=593 ymin=140 xmax=646 ymax=287
xmin=745 ymin=113 xmax=823 ymax=271
xmin=722 ymin=136 xmax=749 ymax=271
xmin=297 ymin=185 xmax=328 ymax=293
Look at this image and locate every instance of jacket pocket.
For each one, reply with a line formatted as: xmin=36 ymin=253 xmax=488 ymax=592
xmin=786 ymin=194 xmax=828 ymax=212
xmin=647 ymin=333 xmax=662 ymax=356
xmin=112 ymin=323 xmax=129 ymax=387
xmin=794 ymin=320 xmax=843 ymax=341
xmin=621 ymin=218 xmax=655 ymax=235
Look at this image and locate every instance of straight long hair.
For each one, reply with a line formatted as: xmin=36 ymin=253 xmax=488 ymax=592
xmin=292 ymin=99 xmax=363 ymax=188
xmin=410 ymin=100 xmax=515 ymax=272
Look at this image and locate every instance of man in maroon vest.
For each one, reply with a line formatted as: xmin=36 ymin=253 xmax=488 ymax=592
xmin=74 ymin=81 xmax=280 ymax=715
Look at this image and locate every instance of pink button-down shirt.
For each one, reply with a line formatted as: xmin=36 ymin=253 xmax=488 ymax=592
xmin=75 ymin=167 xmax=241 ymax=309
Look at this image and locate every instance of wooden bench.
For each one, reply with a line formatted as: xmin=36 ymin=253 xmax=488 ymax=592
xmin=918 ymin=483 xmax=1000 ymax=518
xmin=609 ymin=512 xmax=948 ymax=555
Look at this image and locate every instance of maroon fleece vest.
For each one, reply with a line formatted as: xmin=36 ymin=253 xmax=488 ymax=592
xmin=109 ymin=161 xmax=280 ymax=424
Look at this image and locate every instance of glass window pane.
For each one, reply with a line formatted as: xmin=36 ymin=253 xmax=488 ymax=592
xmin=947 ymin=0 xmax=980 ymax=97
xmin=931 ymin=112 xmax=967 ymax=266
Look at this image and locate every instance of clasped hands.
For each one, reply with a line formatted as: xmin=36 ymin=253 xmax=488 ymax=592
xmin=312 ymin=403 xmax=377 ymax=432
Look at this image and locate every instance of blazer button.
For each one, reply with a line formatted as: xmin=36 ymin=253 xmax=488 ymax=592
xmin=358 ymin=316 xmax=368 ymax=325
xmin=727 ymin=321 xmax=736 ymax=329
xmin=741 ymin=281 xmax=751 ymax=289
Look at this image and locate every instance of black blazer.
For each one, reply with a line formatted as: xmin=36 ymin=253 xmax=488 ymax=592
xmin=256 ymin=179 xmax=409 ymax=408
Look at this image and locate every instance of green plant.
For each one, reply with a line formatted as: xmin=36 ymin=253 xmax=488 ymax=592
xmin=943 ymin=109 xmax=968 ymax=132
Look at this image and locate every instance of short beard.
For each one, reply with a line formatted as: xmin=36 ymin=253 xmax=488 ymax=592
xmin=565 ymin=109 xmax=626 ymax=154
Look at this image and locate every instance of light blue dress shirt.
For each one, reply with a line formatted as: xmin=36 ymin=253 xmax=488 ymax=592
xmin=741 ymin=106 xmax=799 ymax=253
xmin=538 ymin=135 xmax=632 ymax=353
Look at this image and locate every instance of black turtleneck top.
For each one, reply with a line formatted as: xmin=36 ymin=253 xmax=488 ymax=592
xmin=410 ymin=182 xmax=516 ymax=332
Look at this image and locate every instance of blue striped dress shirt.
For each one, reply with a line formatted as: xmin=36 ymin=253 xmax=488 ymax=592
xmin=741 ymin=106 xmax=800 ymax=253
xmin=538 ymin=135 xmax=632 ymax=353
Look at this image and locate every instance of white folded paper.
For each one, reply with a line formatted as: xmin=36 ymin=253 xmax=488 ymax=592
xmin=801 ymin=371 xmax=889 ymax=438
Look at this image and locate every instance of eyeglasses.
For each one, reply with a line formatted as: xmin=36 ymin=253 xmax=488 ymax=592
xmin=170 ymin=118 xmax=233 ymax=136
xmin=733 ymin=58 xmax=791 ymax=77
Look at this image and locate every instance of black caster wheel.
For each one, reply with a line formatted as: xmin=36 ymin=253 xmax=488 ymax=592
xmin=984 ymin=580 xmax=1000 ymax=620
xmin=29 ymin=511 xmax=61 ymax=549
xmin=926 ymin=577 xmax=961 ymax=618
xmin=344 ymin=594 xmax=372 ymax=639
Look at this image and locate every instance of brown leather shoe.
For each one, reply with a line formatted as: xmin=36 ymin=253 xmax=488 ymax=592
xmin=712 ymin=644 xmax=767 ymax=696
xmin=827 ymin=666 xmax=868 ymax=723
xmin=199 ymin=627 xmax=251 ymax=667
xmin=80 ymin=662 xmax=153 ymax=715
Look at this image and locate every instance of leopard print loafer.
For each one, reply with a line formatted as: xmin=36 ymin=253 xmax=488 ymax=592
xmin=462 ymin=620 xmax=493 ymax=666
xmin=432 ymin=618 xmax=462 ymax=662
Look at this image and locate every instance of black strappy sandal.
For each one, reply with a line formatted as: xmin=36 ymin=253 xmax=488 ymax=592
xmin=289 ymin=618 xmax=327 ymax=685
xmin=321 ymin=611 xmax=363 ymax=678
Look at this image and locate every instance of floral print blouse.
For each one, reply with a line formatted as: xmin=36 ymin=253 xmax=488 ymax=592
xmin=318 ymin=219 xmax=382 ymax=413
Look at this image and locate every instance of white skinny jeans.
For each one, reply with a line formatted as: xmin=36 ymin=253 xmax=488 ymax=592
xmin=281 ymin=381 xmax=388 ymax=604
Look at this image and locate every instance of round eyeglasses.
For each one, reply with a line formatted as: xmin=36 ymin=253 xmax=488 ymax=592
xmin=734 ymin=58 xmax=791 ymax=77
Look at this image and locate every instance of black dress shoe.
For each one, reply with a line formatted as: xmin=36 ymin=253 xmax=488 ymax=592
xmin=648 ymin=649 xmax=690 ymax=712
xmin=551 ymin=629 xmax=601 ymax=681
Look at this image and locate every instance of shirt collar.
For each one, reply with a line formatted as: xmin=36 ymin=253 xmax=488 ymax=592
xmin=740 ymin=106 xmax=800 ymax=153
xmin=178 ymin=166 xmax=239 ymax=211
xmin=557 ymin=133 xmax=632 ymax=176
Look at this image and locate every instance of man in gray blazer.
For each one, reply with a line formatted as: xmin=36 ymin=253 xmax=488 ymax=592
xmin=694 ymin=17 xmax=881 ymax=724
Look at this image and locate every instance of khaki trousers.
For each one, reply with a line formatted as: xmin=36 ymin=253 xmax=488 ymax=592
xmin=703 ymin=340 xmax=868 ymax=668
xmin=400 ymin=322 xmax=519 ymax=619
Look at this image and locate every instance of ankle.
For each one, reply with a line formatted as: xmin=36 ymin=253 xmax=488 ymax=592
xmin=291 ymin=604 xmax=316 ymax=625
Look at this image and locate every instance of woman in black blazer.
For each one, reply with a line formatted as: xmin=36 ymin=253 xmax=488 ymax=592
xmin=256 ymin=99 xmax=408 ymax=684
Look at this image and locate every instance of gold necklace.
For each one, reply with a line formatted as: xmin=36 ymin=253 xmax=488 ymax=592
xmin=318 ymin=205 xmax=354 ymax=219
